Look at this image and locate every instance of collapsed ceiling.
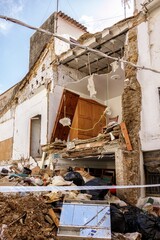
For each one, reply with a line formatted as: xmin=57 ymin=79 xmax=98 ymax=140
xmin=59 ymin=16 xmax=133 ymax=75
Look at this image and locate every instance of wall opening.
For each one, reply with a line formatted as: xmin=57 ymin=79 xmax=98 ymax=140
xmin=30 ymin=115 xmax=41 ymax=158
xmin=143 ymin=150 xmax=160 ymax=196
xmin=54 ymin=154 xmax=116 ymax=185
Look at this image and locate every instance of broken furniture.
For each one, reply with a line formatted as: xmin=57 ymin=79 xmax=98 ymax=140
xmin=57 ymin=202 xmax=111 ymax=239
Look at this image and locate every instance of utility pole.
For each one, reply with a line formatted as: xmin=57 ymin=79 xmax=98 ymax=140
xmin=124 ymin=0 xmax=127 ymax=18
xmin=55 ymin=0 xmax=59 ymax=33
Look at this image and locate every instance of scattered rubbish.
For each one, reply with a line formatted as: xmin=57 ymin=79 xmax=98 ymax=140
xmin=112 ymin=232 xmax=142 ymax=240
xmin=22 ymin=167 xmax=32 ymax=175
xmin=82 ymin=177 xmax=109 ymax=200
xmin=111 ymin=205 xmax=126 ymax=233
xmin=0 ymin=156 xmax=160 ymax=239
xmin=64 ymin=167 xmax=85 ymax=186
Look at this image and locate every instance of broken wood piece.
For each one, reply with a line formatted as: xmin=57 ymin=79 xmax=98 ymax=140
xmin=48 ymin=208 xmax=59 ymax=228
xmin=10 ymin=166 xmax=21 ymax=174
xmin=8 ymin=212 xmax=27 ymax=226
xmin=31 ymin=166 xmax=40 ymax=175
xmin=45 ymin=215 xmax=54 ymax=225
xmin=39 ymin=152 xmax=46 ymax=169
xmin=120 ymin=122 xmax=132 ymax=151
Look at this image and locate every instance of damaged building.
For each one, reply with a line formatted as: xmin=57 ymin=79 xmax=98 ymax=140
xmin=0 ymin=0 xmax=160 ymax=205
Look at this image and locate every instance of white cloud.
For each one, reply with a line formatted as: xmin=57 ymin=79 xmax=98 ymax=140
xmin=79 ymin=0 xmax=134 ymax=33
xmin=79 ymin=15 xmax=96 ymax=33
xmin=0 ymin=0 xmax=24 ymax=34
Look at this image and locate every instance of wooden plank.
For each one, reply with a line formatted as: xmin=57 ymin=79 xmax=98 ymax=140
xmin=48 ymin=208 xmax=59 ymax=228
xmin=75 ymin=140 xmax=105 ymax=150
xmin=120 ymin=122 xmax=132 ymax=151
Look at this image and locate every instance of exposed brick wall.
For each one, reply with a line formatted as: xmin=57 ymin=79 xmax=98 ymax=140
xmin=117 ymin=28 xmax=142 ymax=204
xmin=123 ymin=29 xmax=141 ymax=150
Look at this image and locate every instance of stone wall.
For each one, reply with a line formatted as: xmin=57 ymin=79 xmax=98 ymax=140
xmin=117 ymin=27 xmax=142 ymax=204
xmin=29 ymin=12 xmax=55 ymax=69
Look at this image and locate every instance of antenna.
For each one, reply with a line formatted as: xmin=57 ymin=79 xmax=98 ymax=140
xmin=121 ymin=0 xmax=131 ymax=19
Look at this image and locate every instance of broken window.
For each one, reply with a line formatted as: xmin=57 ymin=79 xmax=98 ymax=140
xmin=70 ymin=37 xmax=78 ymax=49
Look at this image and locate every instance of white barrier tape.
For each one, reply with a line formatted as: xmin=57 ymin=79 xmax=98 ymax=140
xmin=0 ymin=184 xmax=160 ymax=192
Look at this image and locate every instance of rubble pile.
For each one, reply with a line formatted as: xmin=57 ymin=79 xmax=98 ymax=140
xmin=1 ymin=162 xmax=160 ymax=239
xmin=41 ymin=122 xmax=121 ymax=158
xmin=0 ymin=194 xmax=56 ymax=240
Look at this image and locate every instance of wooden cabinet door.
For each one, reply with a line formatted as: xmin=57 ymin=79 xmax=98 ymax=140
xmin=70 ymin=98 xmax=106 ymax=140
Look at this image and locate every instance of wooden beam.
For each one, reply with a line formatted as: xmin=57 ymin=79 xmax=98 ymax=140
xmin=120 ymin=122 xmax=132 ymax=151
xmin=48 ymin=208 xmax=59 ymax=228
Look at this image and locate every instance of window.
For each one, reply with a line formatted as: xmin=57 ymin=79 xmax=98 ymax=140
xmin=70 ymin=37 xmax=78 ymax=49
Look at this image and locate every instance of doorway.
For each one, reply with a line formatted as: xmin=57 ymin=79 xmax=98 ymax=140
xmin=30 ymin=115 xmax=41 ymax=158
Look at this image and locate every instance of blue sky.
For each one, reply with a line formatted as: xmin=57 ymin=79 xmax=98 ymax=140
xmin=0 ymin=0 xmax=134 ymax=93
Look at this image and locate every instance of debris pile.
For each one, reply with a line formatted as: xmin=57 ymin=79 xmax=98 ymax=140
xmin=1 ymin=149 xmax=160 ymax=239
xmin=0 ymin=194 xmax=56 ymax=240
xmin=41 ymin=122 xmax=121 ymax=159
xmin=1 ymin=163 xmax=160 ymax=239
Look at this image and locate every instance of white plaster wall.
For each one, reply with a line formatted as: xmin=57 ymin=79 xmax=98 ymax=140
xmin=0 ymin=109 xmax=15 ymax=142
xmin=19 ymin=49 xmax=54 ymax=104
xmin=57 ymin=18 xmax=85 ymax=37
xmin=13 ymin=88 xmax=48 ymax=160
xmin=135 ymin=0 xmax=160 ymax=12
xmin=0 ymin=109 xmax=14 ymax=124
xmin=58 ymin=65 xmax=106 ymax=103
xmin=106 ymin=96 xmax=122 ymax=123
xmin=55 ymin=17 xmax=85 ymax=55
xmin=58 ymin=65 xmax=86 ymax=86
xmin=137 ymin=8 xmax=160 ymax=151
xmin=0 ymin=118 xmax=14 ymax=141
xmin=48 ymin=85 xmax=64 ymax=142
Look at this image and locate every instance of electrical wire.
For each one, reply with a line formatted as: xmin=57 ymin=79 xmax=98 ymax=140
xmin=66 ymin=0 xmax=79 ymax=20
xmin=69 ymin=108 xmax=107 ymax=132
xmin=40 ymin=0 xmax=53 ymax=24
xmin=81 ymin=15 xmax=124 ymax=24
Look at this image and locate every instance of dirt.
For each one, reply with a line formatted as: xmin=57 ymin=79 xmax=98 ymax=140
xmin=0 ymin=193 xmax=56 ymax=240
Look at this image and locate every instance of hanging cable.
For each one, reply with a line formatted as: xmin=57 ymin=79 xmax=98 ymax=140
xmin=69 ymin=108 xmax=107 ymax=132
xmin=87 ymin=53 xmax=92 ymax=75
xmin=96 ymin=58 xmax=99 ymax=73
xmin=63 ymin=94 xmax=66 ymax=117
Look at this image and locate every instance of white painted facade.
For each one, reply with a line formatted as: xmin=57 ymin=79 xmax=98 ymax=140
xmin=135 ymin=0 xmax=160 ymax=151
xmin=55 ymin=17 xmax=86 ymax=55
xmin=0 ymin=117 xmax=14 ymax=141
xmin=0 ymin=12 xmax=124 ymax=162
xmin=48 ymin=85 xmax=64 ymax=142
xmin=13 ymin=88 xmax=48 ymax=159
xmin=0 ymin=16 xmax=87 ymax=161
